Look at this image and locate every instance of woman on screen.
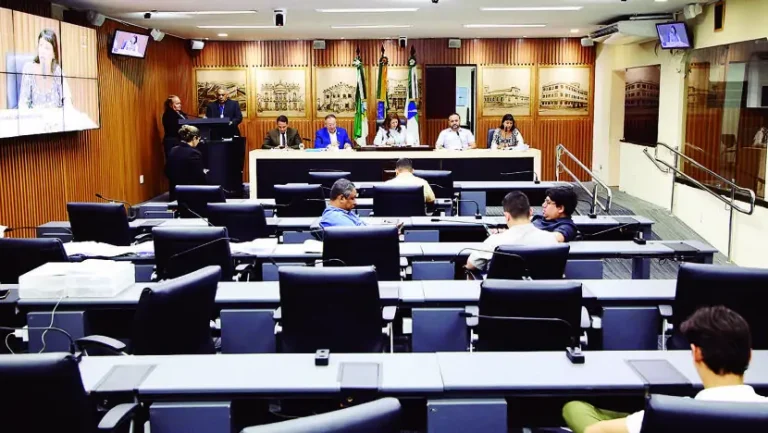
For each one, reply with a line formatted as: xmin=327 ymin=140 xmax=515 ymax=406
xmin=121 ymin=35 xmax=140 ymax=52
xmin=667 ymin=26 xmax=682 ymax=44
xmin=490 ymin=114 xmax=525 ymax=149
xmin=18 ymin=29 xmax=71 ymax=110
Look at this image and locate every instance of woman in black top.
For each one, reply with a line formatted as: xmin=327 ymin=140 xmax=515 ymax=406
xmin=162 ymin=95 xmax=188 ymax=158
xmin=166 ymin=125 xmax=207 ymax=200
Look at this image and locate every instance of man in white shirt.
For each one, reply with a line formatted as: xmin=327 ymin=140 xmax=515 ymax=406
xmin=563 ymin=305 xmax=768 ymax=433
xmin=385 ymin=158 xmax=435 ymax=204
xmin=466 ymin=191 xmax=557 ymax=271
xmin=435 ymin=113 xmax=476 ymax=150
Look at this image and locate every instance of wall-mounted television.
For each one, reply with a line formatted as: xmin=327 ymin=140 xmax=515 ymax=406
xmin=111 ymin=30 xmax=149 ymax=58
xmin=656 ymin=22 xmax=692 ymax=49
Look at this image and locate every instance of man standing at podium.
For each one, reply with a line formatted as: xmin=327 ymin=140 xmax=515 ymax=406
xmin=205 ymin=87 xmax=242 ymax=138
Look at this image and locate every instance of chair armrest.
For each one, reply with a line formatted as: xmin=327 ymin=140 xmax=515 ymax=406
xmin=462 ymin=306 xmax=479 ymax=328
xmin=658 ymin=304 xmax=673 ymax=318
xmin=98 ymin=403 xmax=141 ymax=432
xmin=382 ymin=306 xmax=397 ymax=322
xmin=580 ymin=307 xmax=591 ymax=329
xmin=75 ymin=335 xmax=127 ymax=355
xmin=464 ymin=268 xmax=483 ymax=281
xmin=272 ymin=307 xmax=281 ymax=321
xmin=235 ymin=263 xmax=253 ymax=272
xmin=132 ymin=232 xmax=152 ymax=245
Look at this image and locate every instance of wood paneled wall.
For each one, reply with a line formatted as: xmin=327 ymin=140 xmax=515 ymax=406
xmin=195 ymin=38 xmax=595 ymax=181
xmin=0 ymin=0 xmax=194 ymax=235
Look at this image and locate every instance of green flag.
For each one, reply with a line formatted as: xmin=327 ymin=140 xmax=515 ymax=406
xmin=353 ymin=47 xmax=368 ymax=146
xmin=404 ymin=45 xmax=420 ymax=145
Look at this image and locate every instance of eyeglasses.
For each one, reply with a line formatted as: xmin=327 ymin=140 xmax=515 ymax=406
xmin=543 ymin=199 xmax=555 ymax=207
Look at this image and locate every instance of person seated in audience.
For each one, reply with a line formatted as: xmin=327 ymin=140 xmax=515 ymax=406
xmin=562 ymin=305 xmax=768 ymax=433
xmin=165 ymin=125 xmax=207 ymax=201
xmin=532 ymin=187 xmax=578 ymax=242
xmin=263 ymin=115 xmax=303 ymax=149
xmin=318 ymin=179 xmax=367 ymax=228
xmin=465 ymin=191 xmax=557 ymax=272
xmin=385 ymin=158 xmax=435 ymax=205
xmin=374 ymin=113 xmax=411 ymax=146
xmin=435 ymin=113 xmax=476 ymax=150
xmin=314 ymin=114 xmax=354 ymax=150
xmin=491 ymin=113 xmax=525 ymax=149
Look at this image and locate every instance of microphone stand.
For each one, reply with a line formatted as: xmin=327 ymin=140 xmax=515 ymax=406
xmin=500 ymin=171 xmax=540 ymax=184
xmin=456 ymin=200 xmax=483 ymax=219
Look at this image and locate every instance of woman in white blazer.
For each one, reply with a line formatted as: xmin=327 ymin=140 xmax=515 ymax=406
xmin=374 ymin=113 xmax=411 ymax=146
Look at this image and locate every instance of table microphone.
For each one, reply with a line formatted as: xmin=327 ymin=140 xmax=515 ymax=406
xmin=179 ymin=203 xmax=214 ymax=227
xmin=456 ymin=200 xmax=483 ymax=219
xmin=579 ymin=223 xmax=641 ymax=241
xmin=500 ymin=171 xmax=540 ymax=184
xmin=430 ymin=218 xmax=493 ymax=238
xmin=95 ymin=193 xmax=132 ymax=206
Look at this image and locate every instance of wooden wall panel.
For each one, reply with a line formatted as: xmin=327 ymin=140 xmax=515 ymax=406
xmin=61 ymin=22 xmax=98 ymax=78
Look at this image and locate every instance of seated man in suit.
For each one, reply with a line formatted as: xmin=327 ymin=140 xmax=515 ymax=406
xmin=466 ymin=191 xmax=557 ymax=272
xmin=563 ymin=306 xmax=768 ymax=433
xmin=532 ymin=186 xmax=578 ymax=242
xmin=205 ymin=87 xmax=243 ymax=138
xmin=314 ymin=114 xmax=354 ymax=150
xmin=385 ymin=158 xmax=435 ymax=205
xmin=318 ymin=179 xmax=367 ymax=228
xmin=263 ymin=115 xmax=302 ymax=149
xmin=165 ymin=125 xmax=208 ymax=200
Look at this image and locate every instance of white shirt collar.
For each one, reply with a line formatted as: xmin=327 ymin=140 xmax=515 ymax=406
xmin=695 ymin=385 xmax=764 ymax=401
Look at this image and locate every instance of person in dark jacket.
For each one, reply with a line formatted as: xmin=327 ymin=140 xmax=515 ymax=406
xmin=162 ymin=95 xmax=189 ymax=158
xmin=166 ymin=125 xmax=207 ymax=200
xmin=205 ymin=87 xmax=243 ymax=138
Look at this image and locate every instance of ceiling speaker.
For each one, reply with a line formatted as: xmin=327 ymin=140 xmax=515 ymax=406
xmin=190 ymin=40 xmax=205 ymax=51
xmin=683 ymin=4 xmax=703 ymax=20
xmin=86 ymin=10 xmax=105 ymax=27
xmin=312 ymin=40 xmax=326 ymax=50
xmin=150 ymin=28 xmax=165 ymax=42
xmin=581 ymin=37 xmax=594 ymax=47
xmin=448 ymin=39 xmax=461 ymax=49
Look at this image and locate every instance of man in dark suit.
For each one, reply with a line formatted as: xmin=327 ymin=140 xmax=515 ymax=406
xmin=166 ymin=125 xmax=208 ymax=200
xmin=263 ymin=115 xmax=303 ymax=149
xmin=205 ymin=87 xmax=243 ymax=138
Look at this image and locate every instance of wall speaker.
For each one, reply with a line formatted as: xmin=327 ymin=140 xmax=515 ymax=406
xmin=86 ymin=10 xmax=106 ymax=27
xmin=274 ymin=9 xmax=286 ymax=27
xmin=312 ymin=40 xmax=326 ymax=50
xmin=581 ymin=37 xmax=594 ymax=47
xmin=150 ymin=28 xmax=165 ymax=42
xmin=448 ymin=39 xmax=461 ymax=49
xmin=398 ymin=36 xmax=407 ymax=48
xmin=683 ymin=4 xmax=703 ymax=20
xmin=190 ymin=40 xmax=205 ymax=51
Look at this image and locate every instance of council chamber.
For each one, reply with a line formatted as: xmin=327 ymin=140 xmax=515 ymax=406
xmin=2 ymin=0 xmax=768 ymax=432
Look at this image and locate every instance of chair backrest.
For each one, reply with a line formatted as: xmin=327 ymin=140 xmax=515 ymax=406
xmin=241 ymin=397 xmax=402 ymax=433
xmin=412 ymin=169 xmax=454 ymax=199
xmin=308 ymin=172 xmax=351 ymax=197
xmin=486 ymin=128 xmax=495 ymax=148
xmin=6 ymin=53 xmax=34 ymax=109
xmin=0 ymin=353 xmax=96 ymax=432
xmin=0 ymin=238 xmax=68 ymax=284
xmin=175 ymin=185 xmax=226 ymax=218
xmin=274 ymin=184 xmax=326 ymax=217
xmin=487 ymin=244 xmax=570 ymax=280
xmin=278 ymin=266 xmax=384 ymax=353
xmin=152 ymin=226 xmax=233 ymax=281
xmin=67 ymin=202 xmax=132 ymax=246
xmin=640 ymin=394 xmax=768 ymax=433
xmin=476 ymin=279 xmax=582 ymax=352
xmin=373 ymin=184 xmax=425 ymax=217
xmin=322 ymin=225 xmax=400 ymax=280
xmin=673 ymin=263 xmax=768 ymax=349
xmin=132 ymin=266 xmax=221 ymax=355
xmin=207 ymin=202 xmax=269 ymax=242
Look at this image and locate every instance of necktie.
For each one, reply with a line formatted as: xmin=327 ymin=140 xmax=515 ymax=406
xmin=281 ymin=133 xmax=286 ymax=148
xmin=219 ymin=105 xmax=224 ymax=118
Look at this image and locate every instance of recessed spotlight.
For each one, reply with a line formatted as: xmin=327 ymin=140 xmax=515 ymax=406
xmin=218 ymin=33 xmax=228 ymax=37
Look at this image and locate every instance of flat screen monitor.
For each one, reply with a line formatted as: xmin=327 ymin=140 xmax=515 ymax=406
xmin=111 ymin=30 xmax=149 ymax=58
xmin=656 ymin=22 xmax=692 ymax=49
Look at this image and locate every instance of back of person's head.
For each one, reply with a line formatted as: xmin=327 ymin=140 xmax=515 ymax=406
xmin=546 ymin=187 xmax=577 ymax=217
xmin=502 ymin=191 xmax=531 ymax=219
xmin=178 ymin=125 xmax=200 ymax=143
xmin=681 ymin=306 xmax=752 ymax=376
xmin=330 ymin=178 xmax=356 ymax=201
xmin=395 ymin=158 xmax=413 ymax=172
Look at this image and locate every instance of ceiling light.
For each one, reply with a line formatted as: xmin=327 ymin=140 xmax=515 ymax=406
xmin=480 ymin=7 xmax=582 ymax=11
xmin=317 ymin=8 xmax=418 ymax=13
xmin=464 ymin=24 xmax=546 ymax=28
xmin=570 ymin=29 xmax=579 ymax=33
xmin=654 ymin=0 xmax=668 ymax=2
xmin=181 ymin=10 xmax=257 ymax=15
xmin=218 ymin=33 xmax=228 ymax=37
xmin=197 ymin=25 xmax=277 ymax=29
xmin=331 ymin=25 xmax=412 ymax=29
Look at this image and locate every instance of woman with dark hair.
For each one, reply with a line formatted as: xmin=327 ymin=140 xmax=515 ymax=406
xmin=165 ymin=125 xmax=208 ymax=200
xmin=162 ymin=95 xmax=189 ymax=158
xmin=373 ymin=113 xmax=411 ymax=146
xmin=121 ymin=35 xmax=140 ymax=52
xmin=491 ymin=113 xmax=525 ymax=149
xmin=19 ymin=29 xmax=70 ymax=110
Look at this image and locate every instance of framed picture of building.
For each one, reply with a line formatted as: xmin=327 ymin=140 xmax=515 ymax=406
xmin=195 ymin=68 xmax=248 ymax=117
xmin=314 ymin=67 xmax=357 ymax=118
xmin=371 ymin=66 xmax=423 ymax=114
xmin=538 ymin=66 xmax=591 ymax=116
xmin=480 ymin=66 xmax=532 ymax=117
xmin=254 ymin=67 xmax=308 ymax=118
xmin=624 ymin=65 xmax=661 ymax=145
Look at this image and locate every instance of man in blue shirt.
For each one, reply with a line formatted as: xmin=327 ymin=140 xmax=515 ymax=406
xmin=314 ymin=114 xmax=354 ymax=150
xmin=318 ymin=178 xmax=367 ymax=228
xmin=532 ymin=186 xmax=579 ymax=242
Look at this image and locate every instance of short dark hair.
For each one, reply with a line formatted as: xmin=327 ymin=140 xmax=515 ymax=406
xmin=325 ymin=114 xmax=337 ymax=121
xmin=546 ymin=187 xmax=578 ymax=217
xmin=395 ymin=158 xmax=413 ymax=171
xmin=448 ymin=112 xmax=460 ymax=119
xmin=276 ymin=115 xmax=288 ymax=124
xmin=681 ymin=306 xmax=752 ymax=376
xmin=502 ymin=191 xmax=531 ymax=219
xmin=330 ymin=178 xmax=356 ymax=200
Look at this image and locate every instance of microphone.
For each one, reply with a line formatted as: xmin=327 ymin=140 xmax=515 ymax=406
xmin=579 ymin=223 xmax=640 ymax=241
xmin=456 ymin=200 xmax=483 ymax=219
xmin=0 ymin=325 xmax=77 ymax=356
xmin=179 ymin=203 xmax=214 ymax=227
xmin=167 ymin=236 xmax=240 ymax=262
xmin=455 ymin=312 xmax=585 ymax=364
xmin=312 ymin=258 xmax=347 ymax=266
xmin=430 ymin=218 xmax=492 ymax=238
xmin=95 ymin=193 xmax=132 ymax=206
xmin=500 ymin=171 xmax=540 ymax=184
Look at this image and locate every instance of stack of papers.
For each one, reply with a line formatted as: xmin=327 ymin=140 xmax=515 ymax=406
xmin=18 ymin=260 xmax=135 ymax=298
xmin=230 ymin=238 xmax=278 ymax=254
xmin=303 ymin=239 xmax=323 ymax=253
xmin=63 ymin=241 xmax=136 ymax=257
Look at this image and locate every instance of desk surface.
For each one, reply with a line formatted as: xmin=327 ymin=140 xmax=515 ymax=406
xmin=250 ymin=148 xmax=541 ymax=160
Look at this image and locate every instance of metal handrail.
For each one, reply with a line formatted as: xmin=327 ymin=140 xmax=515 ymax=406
xmin=642 ymin=142 xmax=756 ymax=215
xmin=555 ymin=144 xmax=612 ymax=215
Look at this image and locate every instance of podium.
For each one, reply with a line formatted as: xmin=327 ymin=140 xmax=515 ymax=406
xmin=178 ymin=117 xmax=232 ymax=140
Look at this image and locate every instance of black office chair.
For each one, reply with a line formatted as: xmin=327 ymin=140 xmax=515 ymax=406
xmin=274 ymin=184 xmax=326 ymax=217
xmin=277 ymin=266 xmax=395 ymax=353
xmin=0 ymin=238 xmax=68 ymax=283
xmin=468 ymin=279 xmax=583 ymax=352
xmin=640 ymin=394 xmax=768 ymax=433
xmin=308 ymin=171 xmax=351 ymax=198
xmin=153 ymin=226 xmax=235 ymax=281
xmin=241 ymin=397 xmax=402 ymax=433
xmin=0 ymin=353 xmax=141 ymax=432
xmin=67 ymin=202 xmax=133 ymax=246
xmin=175 ymin=185 xmax=226 ymax=218
xmin=208 ymin=202 xmax=269 ymax=242
xmin=373 ymin=184 xmax=425 ymax=217
xmin=322 ymin=225 xmax=401 ymax=281
xmin=664 ymin=263 xmax=768 ymax=350
xmin=413 ymin=169 xmax=454 ymax=199
xmin=484 ymin=244 xmax=570 ymax=280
